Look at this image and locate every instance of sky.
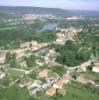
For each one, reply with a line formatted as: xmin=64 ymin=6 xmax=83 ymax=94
xmin=0 ymin=0 xmax=99 ymax=11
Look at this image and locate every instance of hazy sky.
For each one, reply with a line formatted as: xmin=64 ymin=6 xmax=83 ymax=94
xmin=0 ymin=0 xmax=99 ymax=11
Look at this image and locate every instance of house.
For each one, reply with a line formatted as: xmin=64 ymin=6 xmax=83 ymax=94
xmin=77 ymin=66 xmax=84 ymax=72
xmin=46 ymin=87 xmax=56 ymax=96
xmin=53 ymin=79 xmax=63 ymax=89
xmin=56 ymin=33 xmax=65 ymax=38
xmin=31 ymin=41 xmax=41 ymax=50
xmin=28 ymin=82 xmax=41 ymax=90
xmin=16 ymin=52 xmax=24 ymax=59
xmin=77 ymin=60 xmax=92 ymax=72
xmin=30 ymin=88 xmax=40 ymax=95
xmin=38 ymin=69 xmax=49 ymax=78
xmin=93 ymin=60 xmax=99 ymax=66
xmin=56 ymin=33 xmax=65 ymax=45
xmin=20 ymin=42 xmax=30 ymax=48
xmin=20 ymin=60 xmax=27 ymax=67
xmin=15 ymin=50 xmax=25 ymax=59
xmin=28 ymin=80 xmax=42 ymax=90
xmin=0 ymin=52 xmax=5 ymax=64
xmin=42 ymin=83 xmax=48 ymax=89
xmin=63 ymin=75 xmax=72 ymax=84
xmin=66 ymin=16 xmax=79 ymax=20
xmin=18 ymin=79 xmax=32 ymax=88
xmin=28 ymin=80 xmax=42 ymax=95
xmin=48 ymin=49 xmax=57 ymax=59
xmin=92 ymin=66 xmax=99 ymax=72
xmin=0 ymin=69 xmax=5 ymax=79
xmin=78 ymin=64 xmax=87 ymax=72
xmin=92 ymin=60 xmax=99 ymax=72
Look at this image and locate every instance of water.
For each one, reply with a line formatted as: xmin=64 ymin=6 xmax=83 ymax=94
xmin=38 ymin=22 xmax=58 ymax=32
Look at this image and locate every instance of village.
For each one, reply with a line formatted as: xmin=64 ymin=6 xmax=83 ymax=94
xmin=0 ymin=26 xmax=99 ymax=97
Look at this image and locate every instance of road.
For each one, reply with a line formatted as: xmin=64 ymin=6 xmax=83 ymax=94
xmin=0 ymin=65 xmax=41 ymax=88
xmin=9 ymin=65 xmax=40 ymax=86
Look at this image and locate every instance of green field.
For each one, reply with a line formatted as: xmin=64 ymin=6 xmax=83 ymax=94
xmin=5 ymin=68 xmax=25 ymax=81
xmin=0 ymin=85 xmax=31 ymax=100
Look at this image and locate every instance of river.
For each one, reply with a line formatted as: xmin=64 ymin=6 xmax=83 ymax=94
xmin=37 ymin=22 xmax=58 ymax=32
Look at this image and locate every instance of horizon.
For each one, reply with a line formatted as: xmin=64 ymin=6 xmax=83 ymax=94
xmin=0 ymin=0 xmax=99 ymax=11
xmin=0 ymin=5 xmax=99 ymax=12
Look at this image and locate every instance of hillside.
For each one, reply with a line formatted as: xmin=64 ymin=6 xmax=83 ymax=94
xmin=0 ymin=6 xmax=99 ymax=17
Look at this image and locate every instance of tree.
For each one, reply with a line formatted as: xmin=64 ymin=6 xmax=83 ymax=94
xmin=5 ymin=52 xmax=12 ymax=64
xmin=26 ymin=54 xmax=36 ymax=67
xmin=10 ymin=53 xmax=17 ymax=68
xmin=87 ymin=65 xmax=93 ymax=72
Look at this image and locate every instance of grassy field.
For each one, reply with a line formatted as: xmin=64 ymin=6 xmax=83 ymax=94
xmin=0 ymin=85 xmax=31 ymax=100
xmin=5 ymin=68 xmax=25 ymax=81
xmin=83 ymin=72 xmax=99 ymax=80
xmin=63 ymin=82 xmax=99 ymax=100
xmin=82 ymin=72 xmax=99 ymax=85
